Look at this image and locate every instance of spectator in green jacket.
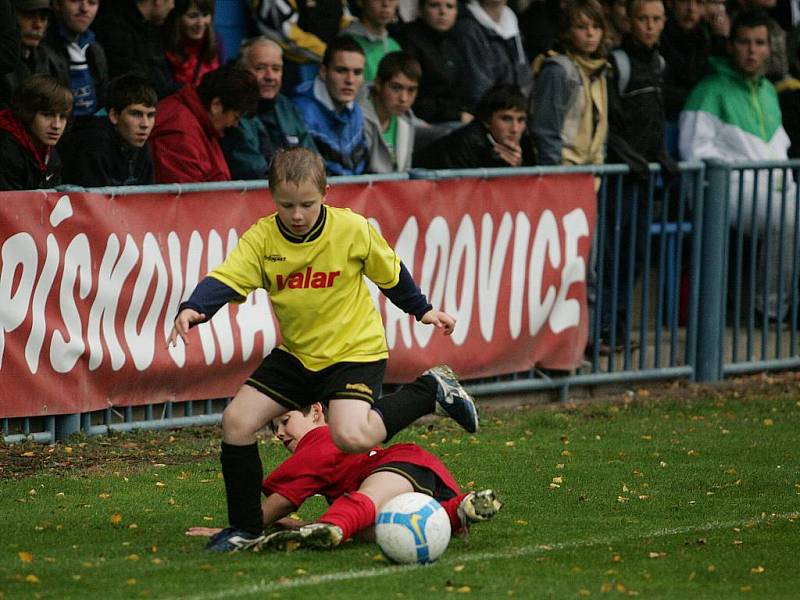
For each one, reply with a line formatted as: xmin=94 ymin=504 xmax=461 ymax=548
xmin=221 ymin=36 xmax=317 ymax=180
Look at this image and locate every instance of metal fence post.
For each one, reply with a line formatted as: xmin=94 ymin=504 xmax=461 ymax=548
xmin=55 ymin=413 xmax=81 ymax=441
xmin=695 ymin=160 xmax=729 ymax=382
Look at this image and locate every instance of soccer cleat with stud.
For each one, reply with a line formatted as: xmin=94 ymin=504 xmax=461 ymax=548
xmin=458 ymin=489 xmax=504 ymax=523
xmin=425 ymin=364 xmax=479 ymax=433
xmin=204 ymin=527 xmax=265 ymax=552
xmin=260 ymin=523 xmax=343 ymax=552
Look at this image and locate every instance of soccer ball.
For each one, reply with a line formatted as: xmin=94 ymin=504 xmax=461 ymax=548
xmin=375 ymin=492 xmax=451 ymax=564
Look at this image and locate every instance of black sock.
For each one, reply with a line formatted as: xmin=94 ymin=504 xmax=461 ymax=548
xmin=373 ymin=375 xmax=437 ymax=442
xmin=220 ymin=442 xmax=263 ymax=534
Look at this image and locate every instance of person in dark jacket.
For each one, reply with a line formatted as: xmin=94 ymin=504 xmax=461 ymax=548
xmin=519 ymin=0 xmax=562 ymax=62
xmin=222 ymin=37 xmax=317 ymax=180
xmin=59 ymin=73 xmax=157 ymax=187
xmin=600 ymin=0 xmax=677 ymax=350
xmin=2 ymin=0 xmax=51 ymax=106
xmin=42 ymin=0 xmax=108 ymax=116
xmin=453 ymin=0 xmax=533 ymax=111
xmin=607 ymin=0 xmax=676 ymax=178
xmin=92 ymin=0 xmax=177 ymax=99
xmin=660 ymin=0 xmax=716 ymax=121
xmin=0 ymin=74 xmax=72 ymax=190
xmin=395 ymin=0 xmax=472 ymax=124
xmin=413 ymin=83 xmax=535 ymax=168
xmin=0 ymin=0 xmax=21 ymax=82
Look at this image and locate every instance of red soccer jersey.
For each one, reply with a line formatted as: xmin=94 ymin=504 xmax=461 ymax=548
xmin=262 ymin=426 xmax=461 ymax=507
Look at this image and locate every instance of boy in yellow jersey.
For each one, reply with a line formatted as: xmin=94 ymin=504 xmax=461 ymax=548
xmin=168 ymin=147 xmax=478 ymax=552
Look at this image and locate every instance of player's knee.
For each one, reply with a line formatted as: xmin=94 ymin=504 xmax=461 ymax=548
xmin=221 ymin=405 xmax=258 ymax=443
xmin=329 ymin=426 xmax=373 ymax=454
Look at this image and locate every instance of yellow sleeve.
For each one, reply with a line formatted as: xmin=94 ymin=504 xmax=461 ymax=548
xmin=285 ymin=22 xmax=327 ymax=61
xmin=363 ymin=221 xmax=400 ymax=289
xmin=208 ymin=221 xmax=267 ymax=300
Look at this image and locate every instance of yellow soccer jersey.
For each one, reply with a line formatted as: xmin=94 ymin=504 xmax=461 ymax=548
xmin=209 ymin=206 xmax=401 ymax=370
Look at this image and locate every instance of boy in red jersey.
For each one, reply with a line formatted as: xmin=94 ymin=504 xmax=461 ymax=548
xmin=169 ymin=147 xmax=479 ymax=552
xmin=186 ymin=402 xmax=502 ymax=549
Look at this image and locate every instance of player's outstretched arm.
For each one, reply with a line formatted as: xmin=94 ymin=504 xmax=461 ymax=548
xmin=168 ymin=308 xmax=206 ymax=347
xmin=185 ymin=493 xmax=298 ymax=537
xmin=420 ymin=309 xmax=456 ymax=335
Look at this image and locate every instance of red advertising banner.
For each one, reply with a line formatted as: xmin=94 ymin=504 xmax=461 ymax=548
xmin=0 ymin=174 xmax=595 ymax=418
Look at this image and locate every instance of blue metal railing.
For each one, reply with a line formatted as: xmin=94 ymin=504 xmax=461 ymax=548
xmin=5 ymin=159 xmax=800 ymax=443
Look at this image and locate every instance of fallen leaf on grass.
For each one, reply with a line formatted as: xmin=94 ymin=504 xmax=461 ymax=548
xmin=457 ymin=586 xmax=471 ymax=593
xmin=110 ymin=513 xmax=123 ymax=526
xmin=648 ymin=552 xmax=667 ymax=559
xmin=750 ymin=566 xmax=765 ymax=574
xmin=25 ymin=574 xmax=40 ymax=584
xmin=18 ymin=552 xmax=33 ymax=564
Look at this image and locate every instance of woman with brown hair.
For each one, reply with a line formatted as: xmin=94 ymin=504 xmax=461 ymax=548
xmin=164 ymin=0 xmax=220 ymax=86
xmin=531 ymin=0 xmax=610 ymax=167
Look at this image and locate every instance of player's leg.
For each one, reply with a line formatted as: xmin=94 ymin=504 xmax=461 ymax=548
xmin=373 ymin=367 xmax=479 ymax=442
xmin=440 ymin=489 xmax=504 ymax=536
xmin=206 ymin=384 xmax=288 ymax=552
xmin=208 ymin=349 xmax=312 ymax=552
xmin=326 ymin=398 xmax=387 ymax=452
xmin=262 ymin=471 xmax=414 ymax=550
xmin=323 ymin=361 xmax=477 ymax=453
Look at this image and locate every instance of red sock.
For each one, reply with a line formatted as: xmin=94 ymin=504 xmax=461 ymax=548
xmin=319 ymin=492 xmax=376 ymax=541
xmin=440 ymin=493 xmax=469 ymax=535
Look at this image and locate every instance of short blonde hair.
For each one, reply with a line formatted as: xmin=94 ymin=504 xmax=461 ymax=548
xmin=268 ymin=148 xmax=327 ymax=195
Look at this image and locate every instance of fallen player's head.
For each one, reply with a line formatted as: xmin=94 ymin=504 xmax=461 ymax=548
xmin=270 ymin=403 xmax=326 ymax=453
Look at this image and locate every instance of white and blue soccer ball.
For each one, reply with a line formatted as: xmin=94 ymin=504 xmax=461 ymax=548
xmin=375 ymin=492 xmax=451 ymax=564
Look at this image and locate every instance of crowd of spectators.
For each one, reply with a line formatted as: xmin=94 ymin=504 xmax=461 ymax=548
xmin=2 ymin=0 xmax=799 ymax=187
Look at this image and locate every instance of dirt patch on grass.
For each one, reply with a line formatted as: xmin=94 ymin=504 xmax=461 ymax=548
xmin=0 ymin=427 xmax=222 ymax=480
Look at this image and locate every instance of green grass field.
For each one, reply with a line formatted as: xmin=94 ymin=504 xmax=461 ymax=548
xmin=2 ymin=377 xmax=800 ymax=599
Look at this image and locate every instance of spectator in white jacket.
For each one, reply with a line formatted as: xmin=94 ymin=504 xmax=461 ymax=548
xmin=679 ymin=9 xmax=796 ymax=320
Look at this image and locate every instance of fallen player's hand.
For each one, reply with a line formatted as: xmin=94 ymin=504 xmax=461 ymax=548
xmin=168 ymin=308 xmax=206 ymax=347
xmin=185 ymin=526 xmax=222 ymax=537
xmin=421 ymin=309 xmax=456 ymax=335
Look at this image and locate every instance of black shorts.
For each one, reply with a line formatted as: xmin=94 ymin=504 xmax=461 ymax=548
xmin=371 ymin=462 xmax=457 ymax=502
xmin=245 ymin=348 xmax=386 ymax=410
